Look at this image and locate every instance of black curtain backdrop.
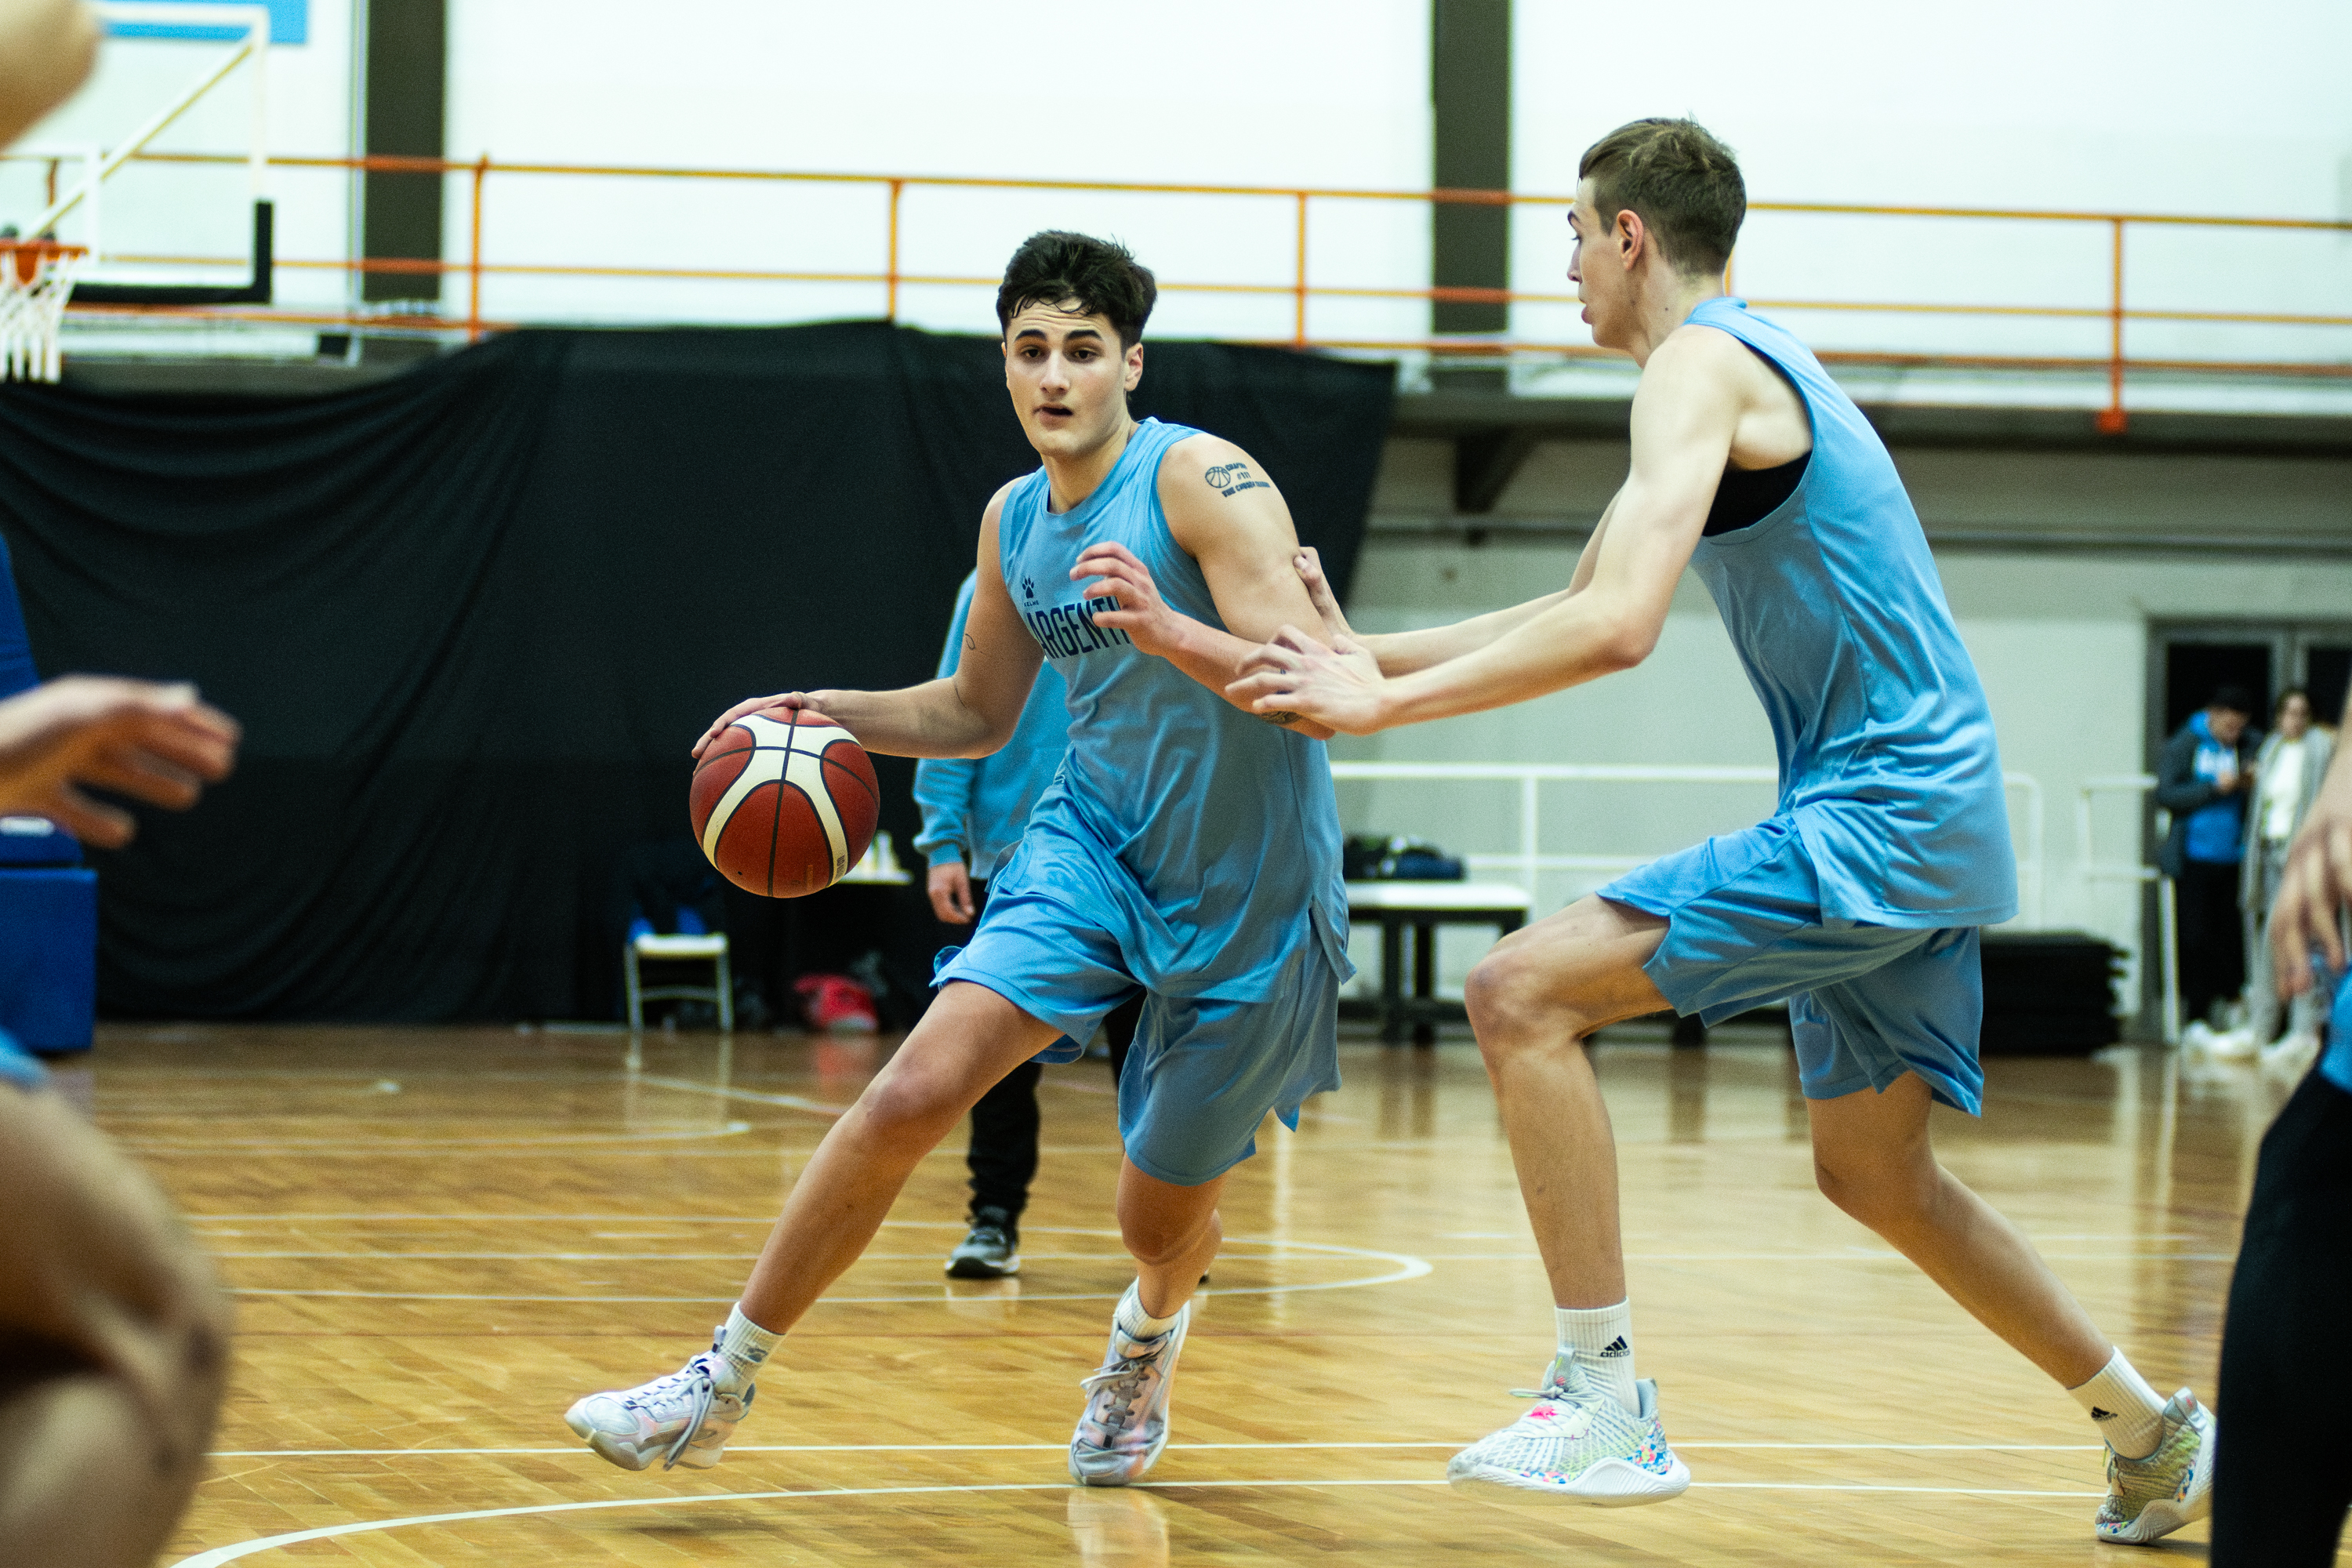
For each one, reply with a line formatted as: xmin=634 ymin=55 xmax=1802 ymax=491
xmin=0 ymin=323 xmax=1392 ymax=1022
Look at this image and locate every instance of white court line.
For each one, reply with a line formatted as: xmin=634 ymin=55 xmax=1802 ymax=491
xmin=167 ymin=1475 xmax=2106 ymax=1566
xmin=208 ymin=1439 xmax=2104 ymax=1457
xmin=215 ymin=1224 xmax=1431 ymax=1304
xmin=186 ymin=1214 xmax=1014 ymax=1223
xmin=211 ymin=1442 xmax=1459 ymax=1457
xmin=120 ymin=1123 xmax=752 ymax=1153
xmin=206 ymin=1250 xmax=1143 ymax=1261
xmin=1428 ymin=1251 xmax=2236 ymax=1263
xmin=626 ymin=1075 xmax=851 ymax=1116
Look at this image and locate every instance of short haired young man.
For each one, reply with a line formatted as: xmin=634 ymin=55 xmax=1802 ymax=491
xmin=1229 ymin=119 xmax=2212 ymax=1544
xmin=565 ymin=231 xmax=1352 ymax=1487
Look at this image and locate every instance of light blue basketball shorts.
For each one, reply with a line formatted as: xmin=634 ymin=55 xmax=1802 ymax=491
xmin=2323 ymin=966 xmax=2352 ymax=1096
xmin=934 ymin=885 xmax=1341 ymax=1188
xmin=1599 ymin=815 xmax=1985 ymax=1114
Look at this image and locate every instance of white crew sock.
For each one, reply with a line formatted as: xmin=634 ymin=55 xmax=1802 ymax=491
xmin=2068 ymin=1349 xmax=2166 ymax=1460
xmin=1114 ymin=1281 xmax=1181 ymax=1342
xmin=1556 ymin=1301 xmax=1639 ymax=1416
xmin=713 ymin=1304 xmax=781 ymax=1388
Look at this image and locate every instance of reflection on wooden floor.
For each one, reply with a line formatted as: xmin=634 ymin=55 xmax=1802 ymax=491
xmin=67 ymin=1018 xmax=2330 ymax=1564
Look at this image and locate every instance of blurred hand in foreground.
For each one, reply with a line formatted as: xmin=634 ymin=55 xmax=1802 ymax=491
xmin=0 ymin=677 xmax=241 ymax=847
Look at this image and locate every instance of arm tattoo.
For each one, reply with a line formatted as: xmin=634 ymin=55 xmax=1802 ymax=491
xmin=1257 ymin=709 xmax=1304 ymax=727
xmin=1203 ymin=462 xmax=1271 ymax=498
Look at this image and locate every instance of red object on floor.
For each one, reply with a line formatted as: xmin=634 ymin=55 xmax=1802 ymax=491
xmin=794 ymin=973 xmax=877 ymax=1033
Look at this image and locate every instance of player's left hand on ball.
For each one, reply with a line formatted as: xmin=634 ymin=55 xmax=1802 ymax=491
xmin=691 ymin=693 xmax=840 ymax=757
xmin=1073 ymin=543 xmax=1182 ymax=657
xmin=1228 ymin=626 xmax=1388 ymax=736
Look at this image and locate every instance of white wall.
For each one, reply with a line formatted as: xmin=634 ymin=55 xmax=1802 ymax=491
xmin=441 ymin=0 xmax=1433 ymax=337
xmin=1512 ymin=0 xmax=2352 ymax=394
xmin=12 ymin=0 xmax=2343 ymax=405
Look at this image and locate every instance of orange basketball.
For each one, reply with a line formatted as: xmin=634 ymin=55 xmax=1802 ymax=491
xmin=689 ymin=710 xmax=880 ymax=898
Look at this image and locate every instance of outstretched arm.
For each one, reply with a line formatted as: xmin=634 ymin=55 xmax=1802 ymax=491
xmin=2269 ymin=688 xmax=2352 ymax=991
xmin=692 ymin=489 xmax=1043 ymax=761
xmin=1228 ymin=331 xmax=1740 ymax=734
xmin=1311 ymin=517 xmax=1601 ymax=678
xmin=1073 ymin=436 xmax=1336 ymax=740
xmin=0 ymin=677 xmax=241 ymax=845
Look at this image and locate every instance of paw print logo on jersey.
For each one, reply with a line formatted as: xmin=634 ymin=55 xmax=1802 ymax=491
xmin=1022 ymin=575 xmax=1036 ymax=603
xmin=1203 ymin=463 xmax=1269 ymax=497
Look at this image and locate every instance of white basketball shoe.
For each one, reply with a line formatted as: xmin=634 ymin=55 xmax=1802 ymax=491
xmin=1069 ymin=1303 xmax=1189 ymax=1486
xmin=565 ymin=1330 xmax=753 ymax=1472
xmin=1447 ymin=1352 xmax=1691 ymax=1505
xmin=2095 ymin=1389 xmax=2216 ymax=1544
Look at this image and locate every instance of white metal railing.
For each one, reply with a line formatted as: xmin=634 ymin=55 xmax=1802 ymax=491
xmin=2077 ymin=772 xmax=2177 ymax=1043
xmin=1327 ymin=761 xmax=2047 ymax=928
xmin=2078 ymin=773 xmax=2160 ymax=887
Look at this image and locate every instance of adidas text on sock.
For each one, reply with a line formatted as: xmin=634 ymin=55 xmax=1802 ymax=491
xmin=2067 ymin=1349 xmax=2165 ymax=1461
xmin=1555 ymin=1301 xmax=1639 ymax=1415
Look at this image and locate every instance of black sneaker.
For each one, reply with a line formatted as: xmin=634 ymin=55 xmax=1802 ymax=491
xmin=946 ymin=1207 xmax=1021 ymax=1279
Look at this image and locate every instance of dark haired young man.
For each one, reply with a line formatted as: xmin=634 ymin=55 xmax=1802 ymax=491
xmin=1231 ymin=119 xmax=2212 ymax=1543
xmin=565 ymin=230 xmax=1352 ymax=1488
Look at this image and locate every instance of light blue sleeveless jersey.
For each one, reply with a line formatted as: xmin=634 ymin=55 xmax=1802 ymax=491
xmin=1684 ymin=299 xmax=2016 ymax=927
xmin=990 ymin=417 xmax=1350 ymax=999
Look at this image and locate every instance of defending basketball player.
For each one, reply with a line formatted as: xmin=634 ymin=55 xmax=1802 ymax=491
xmin=1228 ymin=119 xmax=2212 ymax=1544
xmin=565 ymin=230 xmax=1352 ymax=1487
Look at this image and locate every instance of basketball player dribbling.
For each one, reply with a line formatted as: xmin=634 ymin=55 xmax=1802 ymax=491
xmin=1228 ymin=119 xmax=2212 ymax=1544
xmin=565 ymin=230 xmax=1353 ymax=1486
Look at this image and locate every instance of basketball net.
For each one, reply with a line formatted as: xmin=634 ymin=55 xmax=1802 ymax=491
xmin=0 ymin=240 xmax=85 ymax=383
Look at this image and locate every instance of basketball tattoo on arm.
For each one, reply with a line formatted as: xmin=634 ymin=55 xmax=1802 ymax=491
xmin=1203 ymin=463 xmax=1270 ymax=498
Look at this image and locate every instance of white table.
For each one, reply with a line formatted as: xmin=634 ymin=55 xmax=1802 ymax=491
xmin=1345 ymin=881 xmax=1534 ymax=1045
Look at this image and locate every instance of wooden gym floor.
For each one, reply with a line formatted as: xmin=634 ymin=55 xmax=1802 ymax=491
xmin=73 ymin=1018 xmax=2328 ymax=1566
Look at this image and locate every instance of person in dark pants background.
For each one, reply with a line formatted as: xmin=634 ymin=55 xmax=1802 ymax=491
xmin=2212 ymin=684 xmax=2352 ymax=1566
xmin=913 ymin=570 xmax=1138 ymax=1278
xmin=2158 ymin=685 xmax=2259 ymax=1037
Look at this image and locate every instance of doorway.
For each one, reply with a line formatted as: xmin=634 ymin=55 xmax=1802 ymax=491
xmin=2143 ymin=620 xmax=2352 ymax=1029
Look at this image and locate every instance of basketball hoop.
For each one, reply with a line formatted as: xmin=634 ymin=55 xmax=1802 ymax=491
xmin=0 ymin=240 xmax=86 ymax=383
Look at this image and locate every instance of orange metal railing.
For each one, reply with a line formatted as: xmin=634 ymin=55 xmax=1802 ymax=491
xmin=21 ymin=150 xmax=2352 ymax=430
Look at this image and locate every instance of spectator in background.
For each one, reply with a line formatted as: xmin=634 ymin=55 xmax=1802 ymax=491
xmin=913 ymin=569 xmax=1138 ymax=1279
xmin=2159 ymin=685 xmax=2259 ymax=1040
xmin=2206 ymin=688 xmax=2332 ymax=1065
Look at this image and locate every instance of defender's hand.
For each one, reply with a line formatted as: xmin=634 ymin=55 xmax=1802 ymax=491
xmin=691 ymin=694 xmax=842 ymax=758
xmin=1073 ymin=543 xmax=1185 ymax=659
xmin=1293 ymin=546 xmax=1356 ymax=645
xmin=0 ymin=677 xmax=240 ymax=848
xmin=927 ymin=859 xmax=975 ymax=924
xmin=1228 ymin=626 xmax=1390 ymax=736
xmin=2271 ymin=786 xmax=2352 ymax=990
